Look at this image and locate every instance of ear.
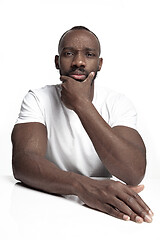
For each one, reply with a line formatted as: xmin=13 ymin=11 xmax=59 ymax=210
xmin=55 ymin=55 xmax=60 ymax=69
xmin=98 ymin=58 xmax=103 ymax=71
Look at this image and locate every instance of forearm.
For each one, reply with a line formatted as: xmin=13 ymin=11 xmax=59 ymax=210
xmin=12 ymin=151 xmax=153 ymax=223
xmin=12 ymin=152 xmax=85 ymax=196
xmin=74 ymin=100 xmax=146 ymax=185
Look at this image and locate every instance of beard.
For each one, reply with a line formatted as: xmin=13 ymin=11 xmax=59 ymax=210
xmin=60 ymin=67 xmax=98 ymax=84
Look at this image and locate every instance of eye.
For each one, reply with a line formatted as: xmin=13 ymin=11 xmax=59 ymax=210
xmin=64 ymin=52 xmax=74 ymax=57
xmin=86 ymin=52 xmax=95 ymax=57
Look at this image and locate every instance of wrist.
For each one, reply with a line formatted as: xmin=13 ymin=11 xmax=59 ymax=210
xmin=70 ymin=172 xmax=90 ymax=197
xmin=74 ymin=98 xmax=93 ymax=114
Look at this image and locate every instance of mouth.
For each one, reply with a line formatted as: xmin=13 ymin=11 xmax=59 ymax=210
xmin=69 ymin=74 xmax=86 ymax=81
xmin=69 ymin=70 xmax=87 ymax=81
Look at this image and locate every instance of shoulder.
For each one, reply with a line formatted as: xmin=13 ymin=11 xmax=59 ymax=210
xmin=15 ymin=84 xmax=62 ymax=125
xmin=95 ymin=84 xmax=135 ymax=109
xmin=25 ymin=84 xmax=62 ymax=106
xmin=94 ymin=84 xmax=125 ymax=107
xmin=94 ymin=84 xmax=137 ymax=129
xmin=29 ymin=84 xmax=61 ymax=98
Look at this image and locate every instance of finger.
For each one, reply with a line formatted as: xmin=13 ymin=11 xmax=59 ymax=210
xmin=111 ymin=197 xmax=144 ymax=223
xmin=127 ymin=186 xmax=154 ymax=217
xmin=87 ymin=200 xmax=143 ymax=223
xmin=97 ymin=202 xmax=129 ymax=221
xmin=60 ymin=75 xmax=73 ymax=83
xmin=127 ymin=187 xmax=153 ymax=214
xmin=83 ymin=72 xmax=95 ymax=84
xmin=129 ymin=184 xmax=144 ymax=194
xmin=122 ymin=192 xmax=153 ymax=223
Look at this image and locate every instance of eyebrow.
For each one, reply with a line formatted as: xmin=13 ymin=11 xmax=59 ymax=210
xmin=62 ymin=47 xmax=97 ymax=52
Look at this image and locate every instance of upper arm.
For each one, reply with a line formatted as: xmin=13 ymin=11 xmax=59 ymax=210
xmin=11 ymin=122 xmax=47 ymax=158
xmin=112 ymin=126 xmax=146 ymax=157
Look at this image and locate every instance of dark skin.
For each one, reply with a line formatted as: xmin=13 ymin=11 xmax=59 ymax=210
xmin=12 ymin=29 xmax=154 ymax=223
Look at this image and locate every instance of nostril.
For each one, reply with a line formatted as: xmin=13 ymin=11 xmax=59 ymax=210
xmin=72 ymin=55 xmax=85 ymax=67
xmin=72 ymin=62 xmax=85 ymax=68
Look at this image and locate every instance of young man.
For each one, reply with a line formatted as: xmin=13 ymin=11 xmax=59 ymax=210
xmin=12 ymin=26 xmax=153 ymax=223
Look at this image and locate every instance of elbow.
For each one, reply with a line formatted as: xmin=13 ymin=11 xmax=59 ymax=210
xmin=12 ymin=167 xmax=20 ymax=182
xmin=12 ymin=156 xmax=22 ymax=182
xmin=124 ymin=149 xmax=147 ymax=186
xmin=12 ymin=162 xmax=19 ymax=181
xmin=126 ymin=172 xmax=145 ymax=186
xmin=125 ymin=162 xmax=146 ymax=186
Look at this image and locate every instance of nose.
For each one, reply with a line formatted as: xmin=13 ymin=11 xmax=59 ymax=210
xmin=71 ymin=52 xmax=86 ymax=68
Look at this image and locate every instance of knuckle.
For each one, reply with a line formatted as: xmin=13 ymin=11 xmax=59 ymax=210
xmin=107 ymin=184 xmax=114 ymax=191
xmin=108 ymin=181 xmax=120 ymax=191
xmin=116 ymin=181 xmax=123 ymax=188
xmin=132 ymin=192 xmax=139 ymax=199
xmin=106 ymin=205 xmax=114 ymax=215
xmin=101 ymin=189 xmax=109 ymax=199
xmin=117 ymin=200 xmax=126 ymax=209
xmin=130 ymin=212 xmax=138 ymax=222
xmin=106 ymin=205 xmax=124 ymax=220
xmin=126 ymin=196 xmax=134 ymax=204
xmin=138 ymin=210 xmax=147 ymax=218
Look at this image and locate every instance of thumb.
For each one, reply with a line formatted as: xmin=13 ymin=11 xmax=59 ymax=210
xmin=129 ymin=184 xmax=145 ymax=193
xmin=84 ymin=72 xmax=95 ymax=84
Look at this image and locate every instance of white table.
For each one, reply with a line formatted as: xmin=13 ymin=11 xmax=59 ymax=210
xmin=0 ymin=175 xmax=159 ymax=240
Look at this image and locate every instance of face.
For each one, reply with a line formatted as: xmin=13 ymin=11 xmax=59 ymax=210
xmin=55 ymin=30 xmax=103 ymax=82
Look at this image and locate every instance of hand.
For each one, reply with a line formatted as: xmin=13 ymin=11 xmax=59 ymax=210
xmin=76 ymin=178 xmax=153 ymax=223
xmin=60 ymin=72 xmax=95 ymax=110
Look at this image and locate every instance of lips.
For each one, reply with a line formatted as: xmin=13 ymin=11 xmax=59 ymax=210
xmin=69 ymin=70 xmax=87 ymax=81
xmin=69 ymin=74 xmax=86 ymax=81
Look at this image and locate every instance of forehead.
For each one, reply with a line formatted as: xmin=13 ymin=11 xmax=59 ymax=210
xmin=59 ymin=30 xmax=100 ymax=54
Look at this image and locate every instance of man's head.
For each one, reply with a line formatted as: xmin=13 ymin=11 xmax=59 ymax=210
xmin=55 ymin=26 xmax=103 ymax=82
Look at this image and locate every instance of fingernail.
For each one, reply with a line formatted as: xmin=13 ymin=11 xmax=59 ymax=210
xmin=148 ymin=210 xmax=154 ymax=216
xmin=123 ymin=215 xmax=130 ymax=221
xmin=91 ymin=72 xmax=95 ymax=76
xmin=135 ymin=216 xmax=143 ymax=223
xmin=144 ymin=215 xmax=152 ymax=223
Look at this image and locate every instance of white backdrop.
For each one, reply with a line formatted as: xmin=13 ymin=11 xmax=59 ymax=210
xmin=0 ymin=0 xmax=160 ymax=179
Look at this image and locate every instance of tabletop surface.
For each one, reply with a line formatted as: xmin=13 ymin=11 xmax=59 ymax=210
xmin=0 ymin=175 xmax=159 ymax=240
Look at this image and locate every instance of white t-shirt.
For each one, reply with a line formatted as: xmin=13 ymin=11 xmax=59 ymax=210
xmin=16 ymin=83 xmax=137 ymax=178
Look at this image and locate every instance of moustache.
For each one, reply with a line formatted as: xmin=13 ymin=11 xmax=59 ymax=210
xmin=67 ymin=67 xmax=88 ymax=76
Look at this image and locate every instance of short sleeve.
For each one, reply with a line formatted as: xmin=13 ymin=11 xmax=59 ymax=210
xmin=16 ymin=90 xmax=45 ymax=125
xmin=108 ymin=94 xmax=137 ymax=130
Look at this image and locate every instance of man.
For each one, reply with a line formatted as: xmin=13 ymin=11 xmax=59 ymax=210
xmin=12 ymin=26 xmax=153 ymax=223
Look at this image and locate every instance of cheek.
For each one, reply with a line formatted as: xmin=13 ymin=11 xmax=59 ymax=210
xmin=59 ymin=58 xmax=71 ymax=71
xmin=88 ymin=60 xmax=100 ymax=71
